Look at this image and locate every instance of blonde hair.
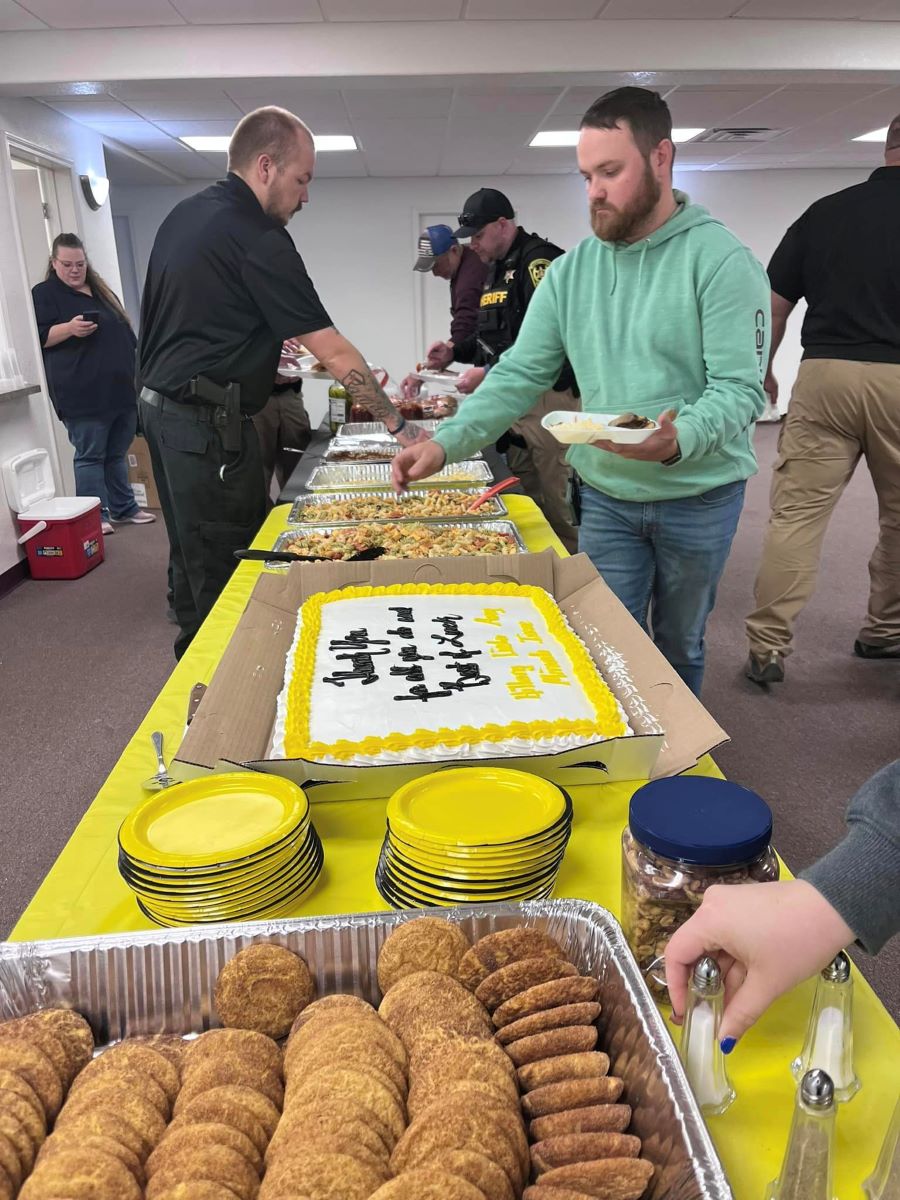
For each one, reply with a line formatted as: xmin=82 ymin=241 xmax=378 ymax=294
xmin=228 ymin=107 xmax=312 ymax=172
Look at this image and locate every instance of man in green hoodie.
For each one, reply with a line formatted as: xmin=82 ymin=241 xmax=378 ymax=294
xmin=393 ymin=87 xmax=770 ymax=696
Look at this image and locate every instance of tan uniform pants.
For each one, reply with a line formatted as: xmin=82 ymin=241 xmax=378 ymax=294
xmin=746 ymin=358 xmax=900 ymax=656
xmin=252 ymin=387 xmax=312 ymax=501
xmin=506 ymin=387 xmax=579 ymax=554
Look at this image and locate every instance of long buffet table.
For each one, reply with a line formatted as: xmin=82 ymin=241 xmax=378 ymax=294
xmin=10 ymin=496 xmax=899 ymax=1200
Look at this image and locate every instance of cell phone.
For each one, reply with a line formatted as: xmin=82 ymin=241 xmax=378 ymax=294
xmin=80 ymin=310 xmax=99 ymax=322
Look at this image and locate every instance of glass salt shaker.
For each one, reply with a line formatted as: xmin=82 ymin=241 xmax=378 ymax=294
xmin=864 ymin=1091 xmax=900 ymax=1200
xmin=679 ymin=955 xmax=735 ymax=1116
xmin=792 ymin=951 xmax=861 ymax=1103
xmin=767 ymin=1069 xmax=837 ymax=1200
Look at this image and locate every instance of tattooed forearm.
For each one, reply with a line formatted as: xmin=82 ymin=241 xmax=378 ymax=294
xmin=339 ymin=368 xmax=427 ymax=447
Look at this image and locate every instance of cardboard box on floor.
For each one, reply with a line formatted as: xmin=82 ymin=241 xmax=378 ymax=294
xmin=126 ymin=437 xmax=160 ymax=509
xmin=175 ymin=551 xmax=727 ymax=799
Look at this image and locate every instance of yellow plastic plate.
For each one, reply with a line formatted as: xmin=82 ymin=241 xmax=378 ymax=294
xmin=386 ymin=831 xmax=568 ymax=877
xmin=118 ymin=773 xmax=309 ymax=869
xmin=387 ymin=767 xmax=567 ymax=848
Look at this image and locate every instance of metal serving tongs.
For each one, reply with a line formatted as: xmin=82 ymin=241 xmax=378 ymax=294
xmin=234 ymin=546 xmax=387 ymax=564
xmin=465 ymin=476 xmax=520 ymax=513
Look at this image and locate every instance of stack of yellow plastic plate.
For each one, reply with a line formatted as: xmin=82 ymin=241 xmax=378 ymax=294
xmin=375 ymin=767 xmax=572 ymax=910
xmin=118 ymin=773 xmax=323 ymax=926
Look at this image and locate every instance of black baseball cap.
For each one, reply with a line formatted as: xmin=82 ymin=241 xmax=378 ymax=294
xmin=453 ymin=188 xmax=514 ymax=238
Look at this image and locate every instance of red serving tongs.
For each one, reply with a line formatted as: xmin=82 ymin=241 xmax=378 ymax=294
xmin=466 ymin=476 xmax=520 ymax=512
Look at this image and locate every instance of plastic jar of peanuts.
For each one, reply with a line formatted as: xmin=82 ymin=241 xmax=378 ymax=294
xmin=621 ymin=776 xmax=779 ymax=1003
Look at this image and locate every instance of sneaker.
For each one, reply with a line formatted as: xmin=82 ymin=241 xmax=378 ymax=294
xmin=101 ymin=520 xmax=115 ymax=536
xmin=853 ymin=639 xmax=900 ymax=660
xmin=745 ymin=651 xmax=785 ymax=685
xmin=113 ymin=510 xmax=156 ymax=525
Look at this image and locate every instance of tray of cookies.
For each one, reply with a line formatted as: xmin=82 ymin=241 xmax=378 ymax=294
xmin=287 ymin=490 xmax=509 ymax=526
xmin=0 ymin=900 xmax=731 ymax=1200
xmin=306 ymin=460 xmax=493 ymax=491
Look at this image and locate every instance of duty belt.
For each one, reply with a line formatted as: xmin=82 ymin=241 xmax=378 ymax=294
xmin=139 ymin=388 xmax=243 ymax=428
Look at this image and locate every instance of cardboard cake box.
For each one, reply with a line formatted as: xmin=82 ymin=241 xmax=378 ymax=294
xmin=174 ymin=551 xmax=727 ymax=799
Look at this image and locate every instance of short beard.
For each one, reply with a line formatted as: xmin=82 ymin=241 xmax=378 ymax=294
xmin=590 ymin=160 xmax=661 ymax=243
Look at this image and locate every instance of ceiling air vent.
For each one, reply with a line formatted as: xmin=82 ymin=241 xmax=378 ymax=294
xmin=690 ymin=128 xmax=785 ymax=143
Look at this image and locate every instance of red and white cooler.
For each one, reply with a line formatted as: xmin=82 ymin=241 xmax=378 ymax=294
xmin=3 ymin=449 xmax=104 ymax=580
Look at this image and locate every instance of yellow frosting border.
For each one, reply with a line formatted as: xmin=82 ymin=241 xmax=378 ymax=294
xmin=284 ymin=582 xmax=626 ymax=760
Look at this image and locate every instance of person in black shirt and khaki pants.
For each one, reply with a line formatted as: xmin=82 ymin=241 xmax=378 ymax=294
xmin=745 ymin=115 xmax=900 ymax=685
xmin=139 ymin=107 xmax=425 ymax=659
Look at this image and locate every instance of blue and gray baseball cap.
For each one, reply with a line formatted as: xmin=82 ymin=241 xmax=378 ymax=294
xmin=413 ymin=224 xmax=458 ymax=272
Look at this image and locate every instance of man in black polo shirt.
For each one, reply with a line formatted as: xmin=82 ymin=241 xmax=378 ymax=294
xmin=745 ymin=116 xmax=900 ymax=684
xmin=139 ymin=106 xmax=420 ymax=658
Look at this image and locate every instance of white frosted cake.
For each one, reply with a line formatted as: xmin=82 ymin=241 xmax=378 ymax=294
xmin=272 ymin=582 xmax=630 ymax=766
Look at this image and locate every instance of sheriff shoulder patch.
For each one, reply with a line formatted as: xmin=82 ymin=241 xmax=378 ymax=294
xmin=528 ymin=258 xmax=551 ymax=287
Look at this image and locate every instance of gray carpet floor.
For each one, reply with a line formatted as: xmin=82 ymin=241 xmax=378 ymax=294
xmin=0 ymin=423 xmax=897 ymax=1018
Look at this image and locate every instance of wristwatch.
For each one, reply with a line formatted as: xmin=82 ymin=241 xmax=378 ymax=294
xmin=661 ymin=443 xmax=682 ymax=467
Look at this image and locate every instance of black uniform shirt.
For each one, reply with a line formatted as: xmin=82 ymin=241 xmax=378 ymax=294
xmin=138 ymin=173 xmax=332 ymax=413
xmin=32 ymin=274 xmax=136 ymax=421
xmin=768 ymin=166 xmax=900 ymax=365
xmin=474 ymin=227 xmax=575 ymax=392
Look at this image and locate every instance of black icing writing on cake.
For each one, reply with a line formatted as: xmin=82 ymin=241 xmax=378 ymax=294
xmin=438 ymin=648 xmax=482 ymax=661
xmin=430 ymin=614 xmax=465 ymax=648
xmin=387 ymin=626 xmax=414 ymax=639
xmin=322 ymin=650 xmax=384 ymax=687
xmin=439 ymin=661 xmax=491 ymax=691
xmin=390 ymin=663 xmax=426 ymax=683
xmin=397 ymin=645 xmax=434 ymax=664
xmin=395 ymin=684 xmax=457 ymax=702
xmin=329 ymin=628 xmax=390 ymax=651
xmin=388 ymin=607 xmax=415 ymax=623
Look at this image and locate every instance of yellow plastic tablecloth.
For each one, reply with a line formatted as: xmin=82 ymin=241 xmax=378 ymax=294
xmin=11 ymin=497 xmax=899 ymax=1198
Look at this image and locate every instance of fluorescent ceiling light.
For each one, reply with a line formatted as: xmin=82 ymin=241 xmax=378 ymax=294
xmin=530 ymin=127 xmax=706 ymax=148
xmin=853 ymin=126 xmax=888 ymax=142
xmin=672 ymin=128 xmax=706 ymax=143
xmin=179 ymin=134 xmax=357 ymax=153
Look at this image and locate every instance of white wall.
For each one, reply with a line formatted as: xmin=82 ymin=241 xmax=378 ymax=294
xmin=113 ymin=167 xmax=869 ymax=429
xmin=0 ymin=98 xmax=122 ymax=576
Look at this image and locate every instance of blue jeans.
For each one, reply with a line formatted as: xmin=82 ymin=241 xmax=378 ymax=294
xmin=578 ymin=479 xmax=746 ymax=695
xmin=63 ymin=410 xmax=139 ymax=521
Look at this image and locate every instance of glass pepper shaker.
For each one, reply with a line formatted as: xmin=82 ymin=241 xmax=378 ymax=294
xmin=791 ymin=951 xmax=861 ymax=1103
xmin=864 ymin=1091 xmax=900 ymax=1200
xmin=767 ymin=1069 xmax=837 ymax=1200
xmin=679 ymin=955 xmax=735 ymax=1116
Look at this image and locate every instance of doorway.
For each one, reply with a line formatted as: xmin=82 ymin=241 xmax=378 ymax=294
xmin=8 ymin=144 xmax=80 ymax=489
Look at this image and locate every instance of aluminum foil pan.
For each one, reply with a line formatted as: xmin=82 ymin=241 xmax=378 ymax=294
xmin=324 ymin=438 xmax=482 ymax=463
xmin=306 ymin=460 xmax=493 ymax=491
xmin=0 ymin=900 xmax=731 ymax=1200
xmin=267 ymin=520 xmax=527 ymax=568
xmin=287 ymin=490 xmax=509 ymax=525
xmin=337 ymin=419 xmax=440 ymax=438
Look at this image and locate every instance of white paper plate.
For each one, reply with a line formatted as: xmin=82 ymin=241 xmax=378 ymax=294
xmin=278 ymin=353 xmax=329 ymax=379
xmin=541 ymin=410 xmax=659 ymax=445
xmin=413 ymin=368 xmax=462 ymax=393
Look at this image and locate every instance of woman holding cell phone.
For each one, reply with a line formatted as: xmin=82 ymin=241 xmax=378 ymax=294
xmin=31 ymin=233 xmax=155 ymax=535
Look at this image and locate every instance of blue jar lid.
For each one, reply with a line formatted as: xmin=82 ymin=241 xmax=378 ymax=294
xmin=629 ymin=776 xmax=773 ymax=866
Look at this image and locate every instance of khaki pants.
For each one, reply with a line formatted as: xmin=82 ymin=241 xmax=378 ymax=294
xmin=506 ymin=388 xmax=579 ymax=554
xmin=746 ymin=358 xmax=900 ymax=656
xmin=252 ymin=387 xmax=312 ymax=501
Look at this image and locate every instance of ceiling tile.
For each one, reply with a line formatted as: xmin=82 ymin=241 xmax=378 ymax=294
xmin=21 ymin=0 xmax=185 ymax=27
xmin=0 ymin=1 xmax=47 ymax=29
xmin=600 ymin=0 xmax=740 ymax=13
xmin=320 ymin=0 xmax=462 ymax=18
xmin=310 ymin=155 xmax=369 ymax=177
xmin=343 ymin=88 xmax=453 ymax=118
xmin=505 ymin=150 xmax=583 ymax=174
xmin=353 ymin=116 xmax=446 ymax=174
xmin=665 ymin=84 xmax=780 ymax=126
xmin=110 ymin=79 xmax=234 ymax=100
xmin=90 ymin=121 xmax=178 ymax=146
xmin=734 ymin=0 xmax=882 ymax=15
xmin=723 ymin=84 xmax=883 ymax=129
xmin=465 ymin=0 xmax=602 ymax=16
xmin=127 ymin=95 xmax=243 ymax=121
xmin=173 ymin=0 xmax=323 ymax=20
xmin=154 ymin=119 xmax=239 ymax=137
xmin=452 ymin=87 xmax=561 ymax=118
xmin=45 ymin=97 xmax=142 ymax=122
